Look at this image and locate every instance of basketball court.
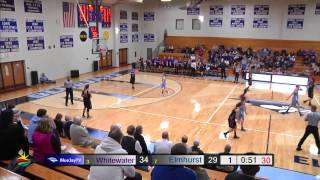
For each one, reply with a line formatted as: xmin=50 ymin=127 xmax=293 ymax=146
xmin=1 ymin=67 xmax=319 ymax=176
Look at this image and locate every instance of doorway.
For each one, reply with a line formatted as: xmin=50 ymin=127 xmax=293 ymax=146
xmin=99 ymin=49 xmax=113 ymax=69
xmin=147 ymin=48 xmax=153 ymax=60
xmin=119 ymin=48 xmax=128 ymax=65
xmin=0 ymin=60 xmax=26 ymax=92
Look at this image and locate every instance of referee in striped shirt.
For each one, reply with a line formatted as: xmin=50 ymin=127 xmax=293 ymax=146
xmin=296 ymin=105 xmax=320 ymax=155
xmin=64 ymin=77 xmax=74 ymax=106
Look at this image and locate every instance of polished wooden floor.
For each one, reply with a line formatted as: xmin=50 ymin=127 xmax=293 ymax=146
xmin=1 ymin=67 xmax=319 ymax=176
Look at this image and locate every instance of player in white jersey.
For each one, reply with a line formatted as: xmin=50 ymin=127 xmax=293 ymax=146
xmin=161 ymin=73 xmax=168 ymax=95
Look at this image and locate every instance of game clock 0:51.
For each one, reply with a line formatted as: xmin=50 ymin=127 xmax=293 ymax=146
xmin=237 ymin=155 xmax=273 ymax=165
xmin=237 ymin=156 xmax=257 ymax=165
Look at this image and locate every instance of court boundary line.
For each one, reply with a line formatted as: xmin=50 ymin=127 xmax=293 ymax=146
xmin=314 ymin=95 xmax=320 ymax=106
xmin=206 ymin=84 xmax=238 ymax=123
xmin=117 ymin=106 xmax=302 ymax=139
xmin=266 ymin=114 xmax=272 ymax=154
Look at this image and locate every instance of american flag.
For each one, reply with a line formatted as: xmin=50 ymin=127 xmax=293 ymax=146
xmin=63 ymin=2 xmax=75 ymax=28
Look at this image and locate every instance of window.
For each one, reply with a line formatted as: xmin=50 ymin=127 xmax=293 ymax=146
xmin=176 ymin=19 xmax=184 ymax=30
xmin=132 ymin=12 xmax=138 ymax=20
xmin=192 ymin=19 xmax=201 ymax=30
xmin=132 ymin=24 xmax=138 ymax=32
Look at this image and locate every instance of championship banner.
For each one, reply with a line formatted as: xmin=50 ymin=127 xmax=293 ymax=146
xmin=287 ymin=19 xmax=303 ymax=29
xmin=254 ymin=5 xmax=269 ymax=15
xmin=119 ymin=23 xmax=128 ymax=32
xmin=132 ymin=12 xmax=138 ymax=20
xmin=26 ymin=20 xmax=44 ymax=32
xmin=100 ymin=6 xmax=111 ymax=28
xmin=209 ymin=5 xmax=223 ymax=15
xmin=144 ymin=33 xmax=154 ymax=42
xmin=231 ymin=5 xmax=245 ymax=15
xmin=0 ymin=0 xmax=15 ymax=11
xmin=89 ymin=26 xmax=98 ymax=39
xmin=187 ymin=7 xmax=200 ymax=15
xmin=77 ymin=4 xmax=111 ymax=28
xmin=0 ymin=18 xmax=18 ymax=32
xmin=144 ymin=12 xmax=155 ymax=21
xmin=209 ymin=18 xmax=222 ymax=27
xmin=230 ymin=18 xmax=244 ymax=28
xmin=132 ymin=34 xmax=139 ymax=43
xmin=253 ymin=18 xmax=268 ymax=28
xmin=316 ymin=3 xmax=320 ymax=15
xmin=120 ymin=34 xmax=128 ymax=43
xmin=24 ymin=0 xmax=42 ymax=13
xmin=27 ymin=36 xmax=45 ymax=51
xmin=120 ymin=10 xmax=127 ymax=20
xmin=0 ymin=37 xmax=19 ymax=53
xmin=132 ymin=24 xmax=138 ymax=32
xmin=288 ymin=4 xmax=305 ymax=15
xmin=60 ymin=35 xmax=73 ymax=48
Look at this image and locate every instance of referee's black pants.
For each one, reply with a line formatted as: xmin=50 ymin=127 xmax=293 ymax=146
xmin=297 ymin=125 xmax=320 ymax=152
xmin=235 ymin=72 xmax=239 ymax=82
xmin=65 ymin=88 xmax=73 ymax=106
xmin=221 ymin=69 xmax=226 ymax=79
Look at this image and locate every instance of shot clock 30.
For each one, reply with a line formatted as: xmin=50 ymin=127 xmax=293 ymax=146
xmin=220 ymin=154 xmax=273 ymax=166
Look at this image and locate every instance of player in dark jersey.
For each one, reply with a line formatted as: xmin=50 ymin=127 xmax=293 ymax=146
xmin=130 ymin=68 xmax=136 ymax=90
xmin=303 ymin=77 xmax=315 ymax=106
xmin=223 ymin=103 xmax=241 ymax=139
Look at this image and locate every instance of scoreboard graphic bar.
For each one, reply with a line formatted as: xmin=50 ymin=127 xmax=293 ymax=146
xmin=45 ymin=154 xmax=274 ymax=166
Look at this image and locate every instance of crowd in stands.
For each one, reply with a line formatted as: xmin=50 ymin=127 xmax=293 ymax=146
xmin=297 ymin=49 xmax=320 ymax=75
xmin=157 ymin=45 xmax=319 ymax=78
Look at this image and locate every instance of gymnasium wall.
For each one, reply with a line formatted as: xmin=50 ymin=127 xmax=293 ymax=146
xmin=112 ymin=3 xmax=143 ymax=66
xmin=0 ymin=0 xmax=115 ymax=85
xmin=139 ymin=0 xmax=320 ymax=59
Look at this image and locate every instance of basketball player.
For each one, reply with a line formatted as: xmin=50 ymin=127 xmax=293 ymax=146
xmin=303 ymin=77 xmax=315 ymax=106
xmin=248 ymin=66 xmax=253 ymax=87
xmin=234 ymin=63 xmax=241 ymax=83
xmin=239 ymin=96 xmax=247 ymax=131
xmin=64 ymin=77 xmax=74 ymax=106
xmin=223 ymin=103 xmax=241 ymax=139
xmin=82 ymin=84 xmax=92 ymax=118
xmin=161 ymin=73 xmax=168 ymax=95
xmin=130 ymin=68 xmax=136 ymax=90
xmin=284 ymin=85 xmax=302 ymax=116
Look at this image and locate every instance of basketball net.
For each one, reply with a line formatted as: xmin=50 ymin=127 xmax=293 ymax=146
xmin=98 ymin=44 xmax=107 ymax=56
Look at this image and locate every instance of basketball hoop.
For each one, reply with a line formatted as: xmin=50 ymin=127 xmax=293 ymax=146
xmin=99 ymin=47 xmax=107 ymax=55
xmin=92 ymin=38 xmax=108 ymax=54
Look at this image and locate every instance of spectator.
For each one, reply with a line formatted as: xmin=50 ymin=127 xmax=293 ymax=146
xmin=154 ymin=131 xmax=173 ymax=154
xmin=151 ymin=143 xmax=197 ymax=180
xmin=181 ymin=135 xmax=191 ymax=153
xmin=27 ymin=108 xmax=47 ymax=144
xmin=121 ymin=125 xmax=142 ymax=154
xmin=134 ymin=125 xmax=149 ymax=154
xmin=189 ymin=151 xmax=210 ymax=180
xmin=89 ymin=126 xmax=142 ymax=180
xmin=70 ymin=116 xmax=97 ymax=148
xmin=225 ymin=153 xmax=260 ymax=180
xmin=39 ymin=73 xmax=56 ymax=84
xmin=32 ymin=118 xmax=61 ymax=163
xmin=64 ymin=115 xmax=73 ymax=139
xmin=54 ymin=113 xmax=64 ymax=137
xmin=0 ymin=109 xmax=29 ymax=160
xmin=12 ymin=109 xmax=27 ymax=129
xmin=191 ymin=140 xmax=204 ymax=154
